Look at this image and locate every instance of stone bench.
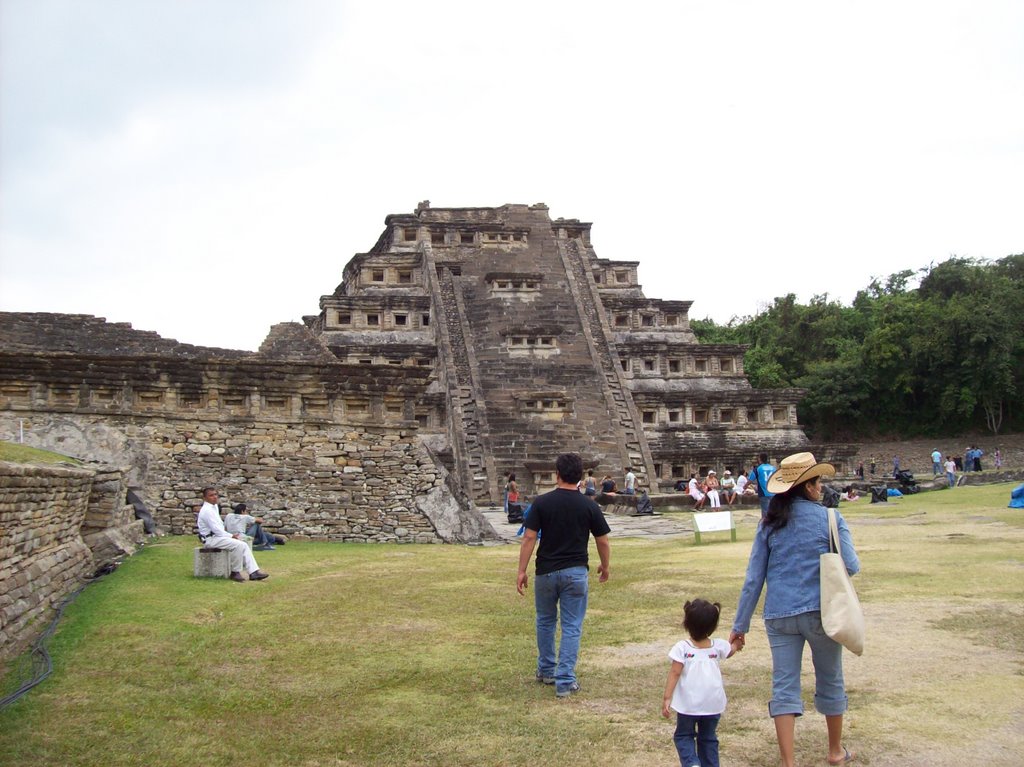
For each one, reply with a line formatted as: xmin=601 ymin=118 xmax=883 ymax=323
xmin=193 ymin=547 xmax=231 ymax=578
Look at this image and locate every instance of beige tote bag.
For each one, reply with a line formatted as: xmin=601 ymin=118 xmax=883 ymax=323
xmin=820 ymin=508 xmax=864 ymax=655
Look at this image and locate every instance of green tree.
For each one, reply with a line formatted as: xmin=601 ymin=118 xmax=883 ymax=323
xmin=913 ymin=257 xmax=1022 ymax=434
xmin=795 ymin=340 xmax=870 ymax=439
xmin=686 ymin=256 xmax=1023 ymax=438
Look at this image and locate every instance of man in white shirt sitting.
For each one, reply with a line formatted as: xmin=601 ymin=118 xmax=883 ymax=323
xmin=196 ymin=487 xmax=269 ymax=582
xmin=720 ymin=470 xmax=737 ymax=506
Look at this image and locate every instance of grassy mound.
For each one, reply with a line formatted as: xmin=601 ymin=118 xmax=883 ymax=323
xmin=0 ymin=441 xmax=81 ymax=465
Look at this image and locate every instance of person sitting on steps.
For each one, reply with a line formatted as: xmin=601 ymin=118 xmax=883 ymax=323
xmin=688 ymin=474 xmax=707 ymax=510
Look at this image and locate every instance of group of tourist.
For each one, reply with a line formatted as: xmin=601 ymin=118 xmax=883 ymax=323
xmin=959 ymin=445 xmax=999 ymax=472
xmin=195 ymin=487 xmax=272 ymax=582
xmin=928 ymin=446 xmax=1002 ymax=488
xmin=677 ymin=452 xmax=777 ymax=516
xmin=683 ymin=470 xmax=738 ymax=510
xmin=517 ymin=451 xmax=860 ymax=767
xmin=684 ymin=470 xmax=748 ymax=510
xmin=852 ymin=447 xmax=1006 ymax=491
xmin=508 ymin=466 xmax=641 ymax=507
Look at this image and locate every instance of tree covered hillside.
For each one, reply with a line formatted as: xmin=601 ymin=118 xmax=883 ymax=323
xmin=693 ymin=255 xmax=1024 ymax=440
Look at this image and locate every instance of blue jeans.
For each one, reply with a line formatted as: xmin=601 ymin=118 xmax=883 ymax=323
xmin=246 ymin=523 xmax=274 ymax=547
xmin=673 ymin=713 xmax=720 ymax=767
xmin=759 ymin=496 xmax=771 ymax=517
xmin=933 ymin=461 xmax=942 ymax=475
xmin=765 ymin=611 xmax=847 ymax=717
xmin=947 ymin=472 xmax=956 ymax=488
xmin=534 ymin=566 xmax=589 ymax=693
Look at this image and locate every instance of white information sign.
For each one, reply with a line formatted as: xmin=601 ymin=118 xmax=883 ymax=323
xmin=692 ymin=510 xmax=736 ymax=544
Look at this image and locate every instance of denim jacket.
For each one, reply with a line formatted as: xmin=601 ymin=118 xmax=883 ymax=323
xmin=733 ymin=498 xmax=860 ymax=633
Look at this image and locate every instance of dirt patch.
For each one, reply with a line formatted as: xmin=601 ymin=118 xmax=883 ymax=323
xmin=587 ymin=640 xmax=667 ymax=669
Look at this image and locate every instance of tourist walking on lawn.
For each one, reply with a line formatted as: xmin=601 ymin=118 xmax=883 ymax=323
xmin=994 ymin=448 xmax=1002 ymax=470
xmin=944 ymin=456 xmax=957 ymax=488
xmin=517 ymin=452 xmax=611 ymax=698
xmin=196 ymin=488 xmax=269 ymax=582
xmin=662 ymin=599 xmax=744 ymax=767
xmin=930 ymin=448 xmax=942 ymax=476
xmin=730 ymin=453 xmax=860 ymax=767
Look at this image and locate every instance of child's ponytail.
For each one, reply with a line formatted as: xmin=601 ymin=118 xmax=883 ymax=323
xmin=682 ymin=598 xmax=722 ymax=641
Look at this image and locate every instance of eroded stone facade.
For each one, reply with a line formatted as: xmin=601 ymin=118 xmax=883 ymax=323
xmin=309 ymin=202 xmax=849 ymax=501
xmin=0 ymin=202 xmax=850 ymax=528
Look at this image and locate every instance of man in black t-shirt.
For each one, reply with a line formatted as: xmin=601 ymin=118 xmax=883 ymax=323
xmin=517 ymin=453 xmax=611 ymax=698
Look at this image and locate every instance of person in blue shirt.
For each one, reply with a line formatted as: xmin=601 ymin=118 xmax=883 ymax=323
xmin=730 ymin=453 xmax=860 ymax=767
xmin=748 ymin=453 xmax=776 ymax=517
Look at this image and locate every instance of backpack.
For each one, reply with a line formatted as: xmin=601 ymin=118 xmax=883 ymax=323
xmin=821 ymin=485 xmax=841 ymax=508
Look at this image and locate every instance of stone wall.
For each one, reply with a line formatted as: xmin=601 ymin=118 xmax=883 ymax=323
xmin=0 ymin=462 xmax=95 ymax=660
xmin=0 ymin=319 xmax=495 ymax=544
xmin=140 ymin=418 xmax=463 ymax=543
xmin=81 ymin=465 xmax=147 ymax=570
xmin=0 ymin=411 xmax=487 ymax=544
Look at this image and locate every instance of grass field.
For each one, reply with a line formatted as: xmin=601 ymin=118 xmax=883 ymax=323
xmin=1 ymin=483 xmax=1022 ymax=767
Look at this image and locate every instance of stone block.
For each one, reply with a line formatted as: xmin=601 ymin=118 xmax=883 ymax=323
xmin=193 ymin=547 xmax=230 ymax=578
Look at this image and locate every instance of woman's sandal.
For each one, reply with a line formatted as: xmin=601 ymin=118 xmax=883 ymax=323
xmin=827 ymin=746 xmax=856 ymax=765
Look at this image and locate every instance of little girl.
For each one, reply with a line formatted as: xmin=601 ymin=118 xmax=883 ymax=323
xmin=662 ymin=599 xmax=743 ymax=767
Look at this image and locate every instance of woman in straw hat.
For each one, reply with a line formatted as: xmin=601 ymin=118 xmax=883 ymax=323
xmin=729 ymin=453 xmax=861 ymax=767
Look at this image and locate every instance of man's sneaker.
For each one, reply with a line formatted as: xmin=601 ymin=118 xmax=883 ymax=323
xmin=535 ymin=672 xmax=555 ymax=685
xmin=555 ymin=682 xmax=580 ymax=698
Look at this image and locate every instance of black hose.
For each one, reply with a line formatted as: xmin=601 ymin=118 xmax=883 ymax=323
xmin=0 ymin=567 xmax=111 ymax=709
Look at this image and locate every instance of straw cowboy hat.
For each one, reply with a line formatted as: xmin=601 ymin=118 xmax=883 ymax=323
xmin=766 ymin=452 xmax=835 ymax=494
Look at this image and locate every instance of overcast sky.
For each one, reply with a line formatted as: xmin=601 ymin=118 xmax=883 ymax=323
xmin=2 ymin=0 xmax=1022 ymax=351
